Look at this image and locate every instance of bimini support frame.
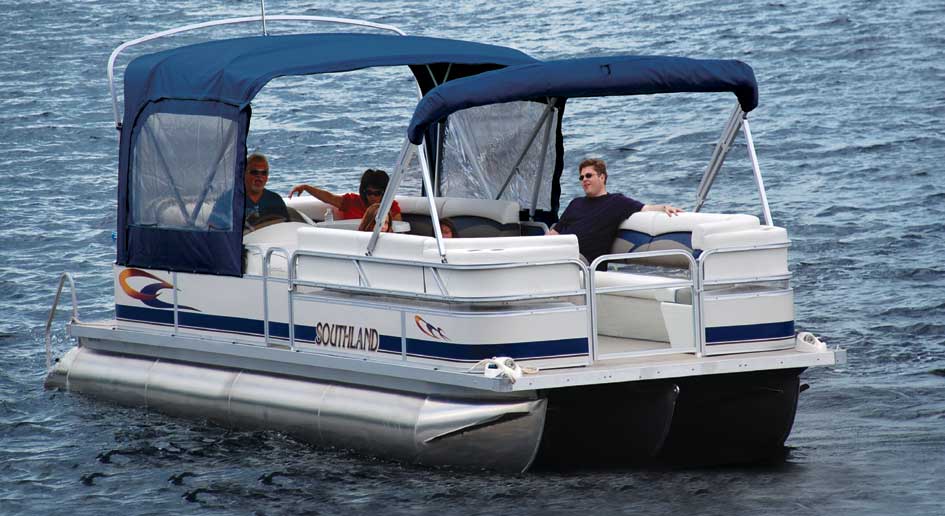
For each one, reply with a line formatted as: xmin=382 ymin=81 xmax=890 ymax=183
xmin=530 ymin=100 xmax=557 ymax=220
xmin=742 ymin=117 xmax=773 ymax=226
xmin=367 ymin=140 xmax=411 ymax=256
xmin=692 ymin=103 xmax=773 ymax=226
xmin=417 ymin=142 xmax=449 ymax=262
xmin=107 ymin=15 xmax=406 ymax=130
xmin=366 ymin=139 xmax=448 ymax=263
xmin=495 ymin=99 xmax=558 ymax=201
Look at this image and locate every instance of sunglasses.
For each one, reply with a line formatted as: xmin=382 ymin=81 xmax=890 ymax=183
xmin=365 ymin=189 xmax=384 ymax=197
xmin=579 ymin=173 xmax=597 ymax=180
xmin=248 ymin=169 xmax=269 ymax=177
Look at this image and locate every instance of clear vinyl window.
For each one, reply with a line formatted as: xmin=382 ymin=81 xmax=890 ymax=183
xmin=438 ymin=101 xmax=556 ymax=212
xmin=130 ymin=111 xmax=238 ymax=231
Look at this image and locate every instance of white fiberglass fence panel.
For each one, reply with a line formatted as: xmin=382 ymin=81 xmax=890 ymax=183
xmin=131 ymin=112 xmax=238 ymax=231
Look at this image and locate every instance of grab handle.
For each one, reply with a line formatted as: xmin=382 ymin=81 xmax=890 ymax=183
xmin=44 ymin=273 xmax=80 ymax=370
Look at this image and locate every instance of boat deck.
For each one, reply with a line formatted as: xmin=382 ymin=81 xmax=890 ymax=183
xmin=67 ymin=319 xmax=845 ymax=395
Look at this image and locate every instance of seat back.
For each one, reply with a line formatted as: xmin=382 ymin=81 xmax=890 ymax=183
xmin=297 ymin=227 xmax=434 ymax=293
xmin=422 ymin=235 xmax=582 ymax=298
xmin=398 ymin=196 xmax=521 ymax=238
xmin=295 ymin=228 xmax=582 ymax=299
xmin=608 ymin=211 xmax=788 ymax=279
xmin=284 ymin=196 xmax=339 ymax=221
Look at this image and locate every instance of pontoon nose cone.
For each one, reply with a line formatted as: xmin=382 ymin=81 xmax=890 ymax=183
xmin=414 ymin=397 xmax=546 ymax=472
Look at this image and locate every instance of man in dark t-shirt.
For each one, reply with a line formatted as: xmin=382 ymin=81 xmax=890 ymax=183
xmin=208 ymin=152 xmax=288 ymax=232
xmin=243 ymin=152 xmax=289 ymax=228
xmin=550 ymin=158 xmax=682 ymax=264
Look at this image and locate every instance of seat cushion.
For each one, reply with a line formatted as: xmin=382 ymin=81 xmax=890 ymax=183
xmin=594 ymin=271 xmax=691 ymax=303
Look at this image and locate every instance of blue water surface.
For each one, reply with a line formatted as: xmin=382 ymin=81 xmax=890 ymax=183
xmin=1 ymin=1 xmax=944 ymax=514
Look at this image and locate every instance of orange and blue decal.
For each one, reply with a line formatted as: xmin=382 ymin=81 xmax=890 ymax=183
xmin=414 ymin=315 xmax=448 ymax=340
xmin=118 ymin=268 xmax=198 ymax=311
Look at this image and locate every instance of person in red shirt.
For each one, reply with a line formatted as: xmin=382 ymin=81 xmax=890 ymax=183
xmin=288 ymin=168 xmax=402 ymax=220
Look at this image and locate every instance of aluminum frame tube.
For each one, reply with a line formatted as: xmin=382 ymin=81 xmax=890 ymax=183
xmin=530 ymin=103 xmax=556 ymax=218
xmin=172 ymin=271 xmax=179 ymax=333
xmin=741 ymin=118 xmax=774 ymax=226
xmin=367 ymin=140 xmax=411 ymax=255
xmin=107 ymin=15 xmax=407 ymax=128
xmin=417 ymin=142 xmax=448 ymax=262
xmin=694 ymin=103 xmax=743 ymax=212
xmin=44 ymin=272 xmax=79 ymax=370
xmin=495 ymin=102 xmax=557 ymax=200
xmin=262 ymin=247 xmax=289 ymax=346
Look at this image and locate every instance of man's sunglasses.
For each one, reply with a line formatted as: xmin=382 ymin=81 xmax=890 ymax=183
xmin=248 ymin=169 xmax=269 ymax=177
xmin=579 ymin=173 xmax=597 ymax=180
xmin=365 ymin=189 xmax=384 ymax=196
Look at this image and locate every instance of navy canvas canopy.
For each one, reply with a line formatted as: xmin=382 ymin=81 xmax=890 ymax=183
xmin=117 ymin=33 xmax=536 ymax=276
xmin=122 ymin=33 xmax=537 ymax=123
xmin=408 ymin=55 xmax=758 ymax=144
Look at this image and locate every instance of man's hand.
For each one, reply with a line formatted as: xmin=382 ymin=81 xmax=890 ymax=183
xmin=288 ymin=184 xmax=310 ymax=198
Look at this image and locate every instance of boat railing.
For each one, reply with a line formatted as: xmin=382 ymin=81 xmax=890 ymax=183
xmin=45 ymin=272 xmax=80 ymax=370
xmin=252 ymin=242 xmax=794 ymax=365
xmin=262 ymin=246 xmax=291 ymax=346
xmin=589 ymin=250 xmax=703 ymax=360
xmin=265 ymin=249 xmax=590 ymax=354
xmin=697 ymin=241 xmax=792 ymax=286
xmin=108 ymin=15 xmax=407 ymax=129
xmin=696 ymin=241 xmax=794 ymax=355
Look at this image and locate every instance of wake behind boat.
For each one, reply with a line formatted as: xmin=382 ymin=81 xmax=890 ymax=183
xmin=45 ymin=14 xmax=845 ymax=472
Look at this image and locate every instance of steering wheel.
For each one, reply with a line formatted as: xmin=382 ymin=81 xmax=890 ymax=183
xmin=244 ymin=213 xmax=288 ymax=234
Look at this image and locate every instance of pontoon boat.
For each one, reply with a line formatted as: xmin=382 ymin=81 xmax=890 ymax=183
xmin=45 ymin=15 xmax=845 ymax=472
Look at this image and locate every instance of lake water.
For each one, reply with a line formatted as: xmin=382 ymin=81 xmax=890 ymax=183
xmin=1 ymin=0 xmax=944 ymax=514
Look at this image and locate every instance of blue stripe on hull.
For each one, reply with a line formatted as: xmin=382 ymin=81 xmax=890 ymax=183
xmin=705 ymin=320 xmax=794 ymax=345
xmin=116 ymin=304 xmax=587 ymax=362
xmin=116 ymin=305 xmax=795 ymax=357
xmin=378 ymin=337 xmax=589 ymax=362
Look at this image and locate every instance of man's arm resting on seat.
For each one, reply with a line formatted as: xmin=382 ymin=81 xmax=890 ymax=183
xmin=642 ymin=204 xmax=683 ymax=216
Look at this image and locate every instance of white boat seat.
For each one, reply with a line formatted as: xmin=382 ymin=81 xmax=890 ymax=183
xmin=594 ymin=271 xmax=692 ymax=304
xmin=421 ymin=234 xmax=582 ymax=298
xmin=608 ymin=211 xmax=789 ymax=280
xmin=242 ymin=221 xmax=309 ymax=275
xmin=287 ymin=195 xmax=522 ymax=238
xmin=611 ymin=212 xmax=759 ymax=259
xmin=296 ymin=227 xmax=582 ymax=298
xmin=155 ymin=200 xmax=215 ymax=228
xmin=398 ymin=196 xmax=521 ymax=238
xmin=284 ymin=196 xmax=340 ymax=221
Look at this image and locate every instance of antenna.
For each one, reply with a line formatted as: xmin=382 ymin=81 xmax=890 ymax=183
xmin=259 ymin=0 xmax=269 ymax=35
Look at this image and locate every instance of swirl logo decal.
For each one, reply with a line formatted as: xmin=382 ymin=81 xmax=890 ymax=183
xmin=414 ymin=315 xmax=448 ymax=340
xmin=118 ymin=268 xmax=198 ymax=311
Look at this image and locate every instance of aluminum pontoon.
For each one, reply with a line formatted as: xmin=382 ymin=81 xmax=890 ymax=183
xmin=45 ymin=15 xmax=845 ymax=472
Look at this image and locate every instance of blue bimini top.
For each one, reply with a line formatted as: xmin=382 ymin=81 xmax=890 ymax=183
xmin=117 ymin=33 xmax=536 ymax=277
xmin=122 ymin=32 xmax=537 ymax=124
xmin=407 ymin=55 xmax=758 ymax=144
